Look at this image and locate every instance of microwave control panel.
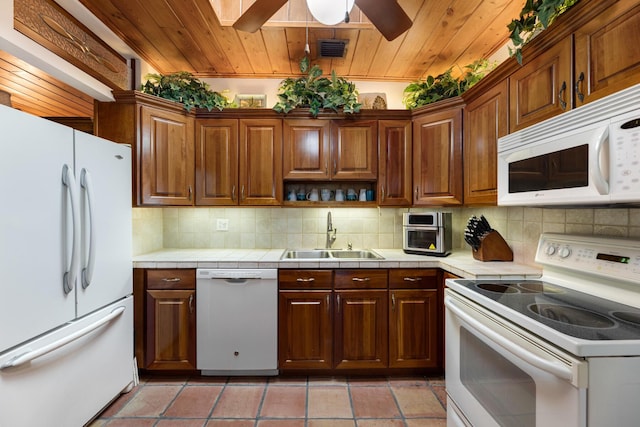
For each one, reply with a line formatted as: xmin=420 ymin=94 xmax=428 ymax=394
xmin=610 ymin=111 xmax=640 ymax=201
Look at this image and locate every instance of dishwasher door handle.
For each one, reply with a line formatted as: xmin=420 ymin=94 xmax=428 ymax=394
xmin=223 ymin=278 xmax=260 ymax=284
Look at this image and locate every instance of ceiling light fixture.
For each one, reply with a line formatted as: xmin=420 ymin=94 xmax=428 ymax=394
xmin=306 ymin=0 xmax=355 ymax=26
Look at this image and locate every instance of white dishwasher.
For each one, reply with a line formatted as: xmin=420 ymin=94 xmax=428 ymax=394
xmin=196 ymin=269 xmax=278 ymax=376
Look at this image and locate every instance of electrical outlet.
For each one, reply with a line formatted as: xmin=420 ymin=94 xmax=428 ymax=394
xmin=216 ymin=218 xmax=229 ymax=231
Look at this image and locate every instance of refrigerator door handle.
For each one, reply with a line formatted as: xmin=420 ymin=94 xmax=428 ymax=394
xmin=80 ymin=168 xmax=96 ymax=288
xmin=62 ymin=164 xmax=80 ymax=294
xmin=0 ymin=306 xmax=126 ymax=370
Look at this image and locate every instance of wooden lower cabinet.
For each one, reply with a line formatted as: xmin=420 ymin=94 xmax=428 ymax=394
xmin=135 ymin=268 xmax=197 ymax=371
xmin=278 ymin=290 xmax=333 ymax=370
xmin=334 ymin=289 xmax=388 ymax=370
xmin=389 ymin=269 xmax=439 ymax=368
xmin=278 ymin=268 xmax=442 ymax=373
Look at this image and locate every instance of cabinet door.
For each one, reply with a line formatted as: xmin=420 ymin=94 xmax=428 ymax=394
xmin=278 ymin=290 xmax=333 ymax=370
xmin=334 ymin=289 xmax=388 ymax=370
xmin=195 ymin=119 xmax=239 ymax=205
xmin=389 ymin=289 xmax=438 ymax=368
xmin=283 ymin=119 xmax=331 ymax=180
xmin=239 ymin=119 xmax=283 ymax=205
xmin=378 ymin=120 xmax=412 ymax=206
xmin=509 ymin=36 xmax=572 ymax=132
xmin=145 ymin=289 xmax=196 ymax=370
xmin=574 ymin=0 xmax=640 ymax=107
xmin=412 ymin=107 xmax=463 ymax=206
xmin=140 ymin=105 xmax=194 ymax=205
xmin=464 ymin=80 xmax=508 ymax=205
xmin=330 ymin=120 xmax=378 ymax=180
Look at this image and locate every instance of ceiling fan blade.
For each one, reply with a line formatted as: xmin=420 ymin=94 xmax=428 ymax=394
xmin=233 ymin=0 xmax=289 ymax=33
xmin=355 ymin=0 xmax=412 ymax=41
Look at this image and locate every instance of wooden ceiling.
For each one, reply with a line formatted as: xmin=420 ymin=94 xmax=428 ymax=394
xmin=79 ymin=0 xmax=524 ymax=80
xmin=1 ymin=0 xmax=525 ymax=117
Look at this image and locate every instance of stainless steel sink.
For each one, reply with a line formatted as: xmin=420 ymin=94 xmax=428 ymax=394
xmin=329 ymin=250 xmax=383 ymax=259
xmin=281 ymin=249 xmax=383 ymax=260
xmin=281 ymin=250 xmax=331 ymax=259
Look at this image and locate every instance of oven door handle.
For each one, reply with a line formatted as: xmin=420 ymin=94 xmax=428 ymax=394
xmin=445 ymin=296 xmax=574 ymax=382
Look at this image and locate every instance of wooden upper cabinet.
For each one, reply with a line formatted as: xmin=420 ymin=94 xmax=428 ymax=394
xmin=140 ymin=106 xmax=195 ymax=205
xmin=239 ymin=119 xmax=283 ymax=205
xmin=574 ymin=0 xmax=640 ymax=107
xmin=331 ymin=120 xmax=378 ymax=180
xmin=283 ymin=119 xmax=331 ymax=179
xmin=463 ymin=80 xmax=508 ymax=205
xmin=378 ymin=120 xmax=412 ymax=206
xmin=195 ymin=119 xmax=239 ymax=205
xmin=509 ymin=36 xmax=573 ymax=133
xmin=412 ymin=102 xmax=464 ymax=206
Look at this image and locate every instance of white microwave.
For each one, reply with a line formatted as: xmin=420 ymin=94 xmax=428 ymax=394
xmin=497 ymin=85 xmax=640 ymax=206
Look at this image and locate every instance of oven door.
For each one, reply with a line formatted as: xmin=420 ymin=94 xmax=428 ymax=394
xmin=445 ymin=290 xmax=588 ymax=427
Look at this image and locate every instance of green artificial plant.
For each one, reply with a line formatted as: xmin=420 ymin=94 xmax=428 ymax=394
xmin=273 ymin=56 xmax=361 ymax=117
xmin=402 ymin=59 xmax=495 ymax=109
xmin=508 ymin=0 xmax=579 ymax=64
xmin=140 ymin=71 xmax=229 ymax=112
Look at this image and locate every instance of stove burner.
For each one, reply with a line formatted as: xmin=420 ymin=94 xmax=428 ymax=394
xmin=529 ymin=304 xmax=616 ymax=329
xmin=517 ymin=281 xmax=563 ymax=294
xmin=476 ymin=283 xmax=519 ymax=294
xmin=612 ymin=311 xmax=640 ymax=326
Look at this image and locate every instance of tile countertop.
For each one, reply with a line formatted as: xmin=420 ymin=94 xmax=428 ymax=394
xmin=133 ymin=248 xmax=542 ymax=280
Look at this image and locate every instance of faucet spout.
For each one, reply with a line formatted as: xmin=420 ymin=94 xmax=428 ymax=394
xmin=326 ymin=212 xmax=337 ymax=248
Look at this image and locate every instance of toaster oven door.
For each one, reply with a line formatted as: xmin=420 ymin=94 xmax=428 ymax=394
xmin=404 ymin=226 xmax=444 ymax=253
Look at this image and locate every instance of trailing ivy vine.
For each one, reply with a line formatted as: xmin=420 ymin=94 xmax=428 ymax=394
xmin=140 ymin=71 xmax=229 ymax=112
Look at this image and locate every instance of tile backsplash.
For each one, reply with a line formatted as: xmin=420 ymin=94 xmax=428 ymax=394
xmin=133 ymin=206 xmax=640 ymax=266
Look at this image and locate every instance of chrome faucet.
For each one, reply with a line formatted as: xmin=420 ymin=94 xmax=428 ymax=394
xmin=326 ymin=211 xmax=337 ymax=248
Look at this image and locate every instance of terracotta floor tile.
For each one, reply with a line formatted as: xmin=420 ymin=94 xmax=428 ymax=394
xmin=256 ymin=420 xmax=306 ymax=427
xmin=355 ymin=420 xmax=406 ymax=427
xmin=116 ymin=385 xmax=182 ymax=417
xmin=405 ymin=419 xmax=447 ymax=427
xmin=211 ymin=386 xmax=264 ymax=418
xmin=188 ymin=376 xmax=229 ymax=385
xmin=143 ymin=376 xmax=189 ymax=385
xmin=350 ymin=386 xmax=401 ymax=419
xmin=205 ymin=420 xmax=255 ymax=427
xmin=268 ymin=376 xmax=308 ymax=385
xmin=388 ymin=376 xmax=429 ymax=387
xmin=101 ymin=420 xmax=156 ymax=427
xmin=155 ymin=420 xmax=208 ymax=427
xmin=164 ymin=385 xmax=223 ymax=418
xmin=308 ymin=376 xmax=348 ymax=386
xmin=307 ymin=386 xmax=352 ymax=418
xmin=227 ymin=376 xmax=269 ymax=385
xmin=432 ymin=385 xmax=447 ymax=408
xmin=307 ymin=420 xmax=356 ymax=427
xmin=259 ymin=385 xmax=306 ymax=418
xmin=391 ymin=386 xmax=446 ymax=418
xmin=96 ymin=387 xmax=140 ymax=418
xmin=348 ymin=376 xmax=389 ymax=386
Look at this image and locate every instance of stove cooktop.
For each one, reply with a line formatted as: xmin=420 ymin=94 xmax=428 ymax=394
xmin=452 ymin=279 xmax=640 ymax=342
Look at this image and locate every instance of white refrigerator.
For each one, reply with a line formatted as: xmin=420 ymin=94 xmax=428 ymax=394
xmin=0 ymin=105 xmax=134 ymax=426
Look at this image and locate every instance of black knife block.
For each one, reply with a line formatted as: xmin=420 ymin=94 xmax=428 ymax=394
xmin=472 ymin=230 xmax=514 ymax=262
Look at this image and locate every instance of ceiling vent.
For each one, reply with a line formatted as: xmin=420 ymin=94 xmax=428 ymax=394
xmin=317 ymin=39 xmax=348 ymax=58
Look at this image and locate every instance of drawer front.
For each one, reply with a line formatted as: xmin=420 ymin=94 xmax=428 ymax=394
xmin=334 ymin=269 xmax=388 ymax=289
xmin=146 ymin=269 xmax=196 ymax=290
xmin=389 ymin=269 xmax=438 ymax=289
xmin=279 ymin=269 xmax=333 ymax=289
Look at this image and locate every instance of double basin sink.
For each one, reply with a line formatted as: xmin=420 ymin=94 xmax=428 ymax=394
xmin=281 ymin=249 xmax=383 ymax=260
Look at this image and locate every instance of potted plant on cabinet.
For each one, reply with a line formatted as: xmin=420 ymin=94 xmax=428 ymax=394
xmin=402 ymin=59 xmax=494 ymax=109
xmin=140 ymin=71 xmax=229 ymax=112
xmin=273 ymin=57 xmax=361 ymax=118
xmin=508 ymin=0 xmax=579 ymax=63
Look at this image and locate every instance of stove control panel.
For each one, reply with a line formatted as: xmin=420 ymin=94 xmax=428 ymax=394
xmin=536 ymin=233 xmax=640 ymax=283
